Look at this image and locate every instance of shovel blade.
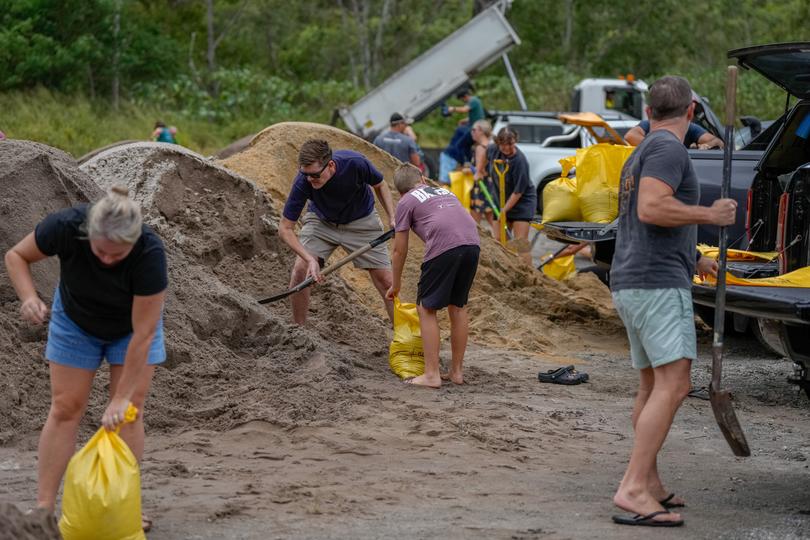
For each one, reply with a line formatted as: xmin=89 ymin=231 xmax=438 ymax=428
xmin=709 ymin=383 xmax=751 ymax=457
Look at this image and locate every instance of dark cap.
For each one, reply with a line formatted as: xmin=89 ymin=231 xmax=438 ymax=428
xmin=390 ymin=112 xmax=406 ymax=124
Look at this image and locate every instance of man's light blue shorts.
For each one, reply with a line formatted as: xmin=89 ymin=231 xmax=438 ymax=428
xmin=45 ymin=287 xmax=166 ymax=371
xmin=611 ymin=288 xmax=697 ymax=370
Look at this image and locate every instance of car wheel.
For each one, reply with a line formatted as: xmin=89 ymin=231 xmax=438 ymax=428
xmin=536 ymin=174 xmax=560 ymax=216
xmin=693 ymin=304 xmax=742 ymax=335
xmin=752 ymin=318 xmax=787 ymax=357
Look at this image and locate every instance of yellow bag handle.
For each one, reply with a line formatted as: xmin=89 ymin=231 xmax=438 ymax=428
xmin=112 ymin=404 xmax=139 ymax=434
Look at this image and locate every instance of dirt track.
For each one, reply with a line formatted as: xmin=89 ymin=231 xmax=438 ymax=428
xmin=1 ymin=330 xmax=808 ymax=539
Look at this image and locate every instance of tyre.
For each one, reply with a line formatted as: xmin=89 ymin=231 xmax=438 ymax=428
xmin=751 ymin=318 xmax=787 ymax=357
xmin=536 ymin=174 xmax=560 ymax=215
xmin=693 ymin=304 xmax=741 ymax=335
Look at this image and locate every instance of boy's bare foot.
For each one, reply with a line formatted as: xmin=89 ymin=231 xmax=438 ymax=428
xmin=404 ymin=374 xmax=441 ymax=388
xmin=440 ymin=372 xmax=464 ymax=385
xmin=613 ymin=489 xmax=682 ymax=524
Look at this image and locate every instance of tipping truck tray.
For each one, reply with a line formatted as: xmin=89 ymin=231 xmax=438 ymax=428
xmin=338 ymin=4 xmax=520 ymax=138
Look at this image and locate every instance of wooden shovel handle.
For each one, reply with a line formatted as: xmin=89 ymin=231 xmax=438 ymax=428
xmin=725 ymin=66 xmax=738 ymax=128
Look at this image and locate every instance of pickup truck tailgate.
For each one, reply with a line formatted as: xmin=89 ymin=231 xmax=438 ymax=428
xmin=692 ymin=285 xmax=810 ymax=324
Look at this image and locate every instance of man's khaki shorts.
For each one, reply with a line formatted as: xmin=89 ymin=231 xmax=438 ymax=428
xmin=300 ymin=211 xmax=391 ymax=269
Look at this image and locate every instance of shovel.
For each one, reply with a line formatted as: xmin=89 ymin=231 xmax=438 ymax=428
xmin=537 ymin=245 xmax=568 ymax=270
xmin=258 ymin=229 xmax=394 ymax=304
xmin=710 ymin=65 xmax=751 ymax=457
xmin=493 ymin=159 xmax=510 ymax=246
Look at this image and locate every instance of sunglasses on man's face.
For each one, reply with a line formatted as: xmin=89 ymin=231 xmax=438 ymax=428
xmin=300 ymin=160 xmax=332 ymax=180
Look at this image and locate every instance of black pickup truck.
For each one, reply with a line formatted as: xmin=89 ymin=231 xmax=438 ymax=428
xmin=542 ymin=43 xmax=810 ymax=398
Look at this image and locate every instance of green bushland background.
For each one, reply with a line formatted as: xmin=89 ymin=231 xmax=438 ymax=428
xmin=0 ymin=0 xmax=804 ymax=157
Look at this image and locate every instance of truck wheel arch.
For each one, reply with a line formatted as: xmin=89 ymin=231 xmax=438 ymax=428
xmin=536 ymin=172 xmax=562 ymax=214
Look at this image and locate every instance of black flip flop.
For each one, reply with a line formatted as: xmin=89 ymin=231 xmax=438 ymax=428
xmin=660 ymin=493 xmax=686 ymax=509
xmin=687 ymin=386 xmax=710 ymax=401
xmin=538 ymin=365 xmax=589 ymax=385
xmin=612 ymin=510 xmax=684 ymax=527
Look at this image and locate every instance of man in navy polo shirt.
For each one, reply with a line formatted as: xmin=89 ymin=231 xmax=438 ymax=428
xmin=279 ymin=139 xmax=397 ymax=325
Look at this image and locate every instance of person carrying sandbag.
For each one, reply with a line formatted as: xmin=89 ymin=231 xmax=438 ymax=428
xmin=386 ymin=164 xmax=480 ymax=388
xmin=4 ymin=186 xmax=168 ymax=534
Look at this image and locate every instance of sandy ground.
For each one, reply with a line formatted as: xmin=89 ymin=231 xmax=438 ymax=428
xmin=1 ymin=135 xmax=808 ymax=539
xmin=1 ymin=330 xmax=808 ymax=540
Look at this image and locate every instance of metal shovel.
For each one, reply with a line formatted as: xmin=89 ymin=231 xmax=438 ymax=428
xmin=710 ymin=65 xmax=751 ymax=457
xmin=257 ymin=229 xmax=394 ymax=304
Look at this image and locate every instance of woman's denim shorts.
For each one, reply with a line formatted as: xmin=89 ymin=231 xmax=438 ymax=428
xmin=45 ymin=287 xmax=166 ymax=371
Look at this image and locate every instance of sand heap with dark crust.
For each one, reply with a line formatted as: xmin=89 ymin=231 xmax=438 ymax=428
xmin=220 ymin=122 xmax=622 ymax=353
xmin=0 ymin=140 xmax=102 ymax=445
xmin=0 ymin=140 xmax=391 ymax=444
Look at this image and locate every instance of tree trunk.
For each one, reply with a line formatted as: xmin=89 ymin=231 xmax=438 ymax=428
xmin=111 ymin=0 xmax=122 ymax=109
xmin=336 ymin=0 xmax=359 ymax=87
xmin=371 ymin=0 xmax=392 ymax=84
xmin=87 ymin=64 xmax=96 ymax=100
xmin=206 ymin=0 xmax=216 ymax=73
xmin=563 ymin=0 xmax=574 ymax=59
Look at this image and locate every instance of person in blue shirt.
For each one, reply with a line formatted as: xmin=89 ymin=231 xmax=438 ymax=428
xmin=438 ymin=125 xmax=474 ymax=184
xmin=278 ymin=139 xmax=397 ymax=325
xmin=151 ymin=121 xmax=177 ymax=144
xmin=626 ymin=119 xmax=723 ymax=149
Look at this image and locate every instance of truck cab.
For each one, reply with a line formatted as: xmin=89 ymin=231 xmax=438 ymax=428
xmin=570 ymin=78 xmax=649 ymax=120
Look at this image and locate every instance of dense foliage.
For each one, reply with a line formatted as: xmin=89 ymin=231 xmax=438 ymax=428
xmin=0 ymin=0 xmax=805 ymax=155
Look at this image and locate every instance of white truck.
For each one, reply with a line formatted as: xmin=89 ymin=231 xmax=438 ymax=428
xmin=336 ymin=3 xmax=650 ymax=214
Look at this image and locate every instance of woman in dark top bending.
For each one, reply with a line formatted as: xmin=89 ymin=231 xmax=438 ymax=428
xmin=5 ymin=186 xmax=167 ymax=531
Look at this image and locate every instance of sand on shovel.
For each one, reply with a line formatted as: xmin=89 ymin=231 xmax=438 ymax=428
xmin=219 ymin=122 xmax=622 ymax=354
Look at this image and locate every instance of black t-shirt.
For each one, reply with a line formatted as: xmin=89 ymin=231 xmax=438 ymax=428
xmin=35 ymin=205 xmax=168 ymax=340
xmin=486 ymin=144 xmax=537 ymax=221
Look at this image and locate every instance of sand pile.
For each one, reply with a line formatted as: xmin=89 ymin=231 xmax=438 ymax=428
xmin=220 ymin=122 xmax=621 ymax=353
xmin=0 ymin=503 xmax=60 ymax=540
xmin=79 ymin=142 xmax=392 ymax=429
xmin=0 ymin=140 xmax=102 ymax=443
xmin=0 ymin=140 xmax=391 ymax=440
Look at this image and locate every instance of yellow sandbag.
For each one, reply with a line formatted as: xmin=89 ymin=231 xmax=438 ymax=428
xmin=542 ymin=176 xmax=581 ymax=223
xmin=59 ymin=404 xmax=145 ymax=540
xmin=697 ymin=244 xmax=778 ymax=262
xmin=699 ymin=265 xmax=810 ymax=288
xmin=558 ymin=155 xmax=577 ymax=178
xmin=542 ymin=254 xmax=576 ymax=281
xmin=575 ymin=143 xmax=634 ymax=223
xmin=389 ymin=297 xmax=424 ymax=379
xmin=448 ymin=170 xmax=474 ymax=210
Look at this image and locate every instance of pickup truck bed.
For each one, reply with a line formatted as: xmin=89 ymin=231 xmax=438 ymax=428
xmin=693 ymin=285 xmax=810 ymax=324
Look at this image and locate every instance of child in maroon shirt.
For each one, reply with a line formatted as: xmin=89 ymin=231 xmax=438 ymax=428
xmin=386 ymin=164 xmax=480 ymax=388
